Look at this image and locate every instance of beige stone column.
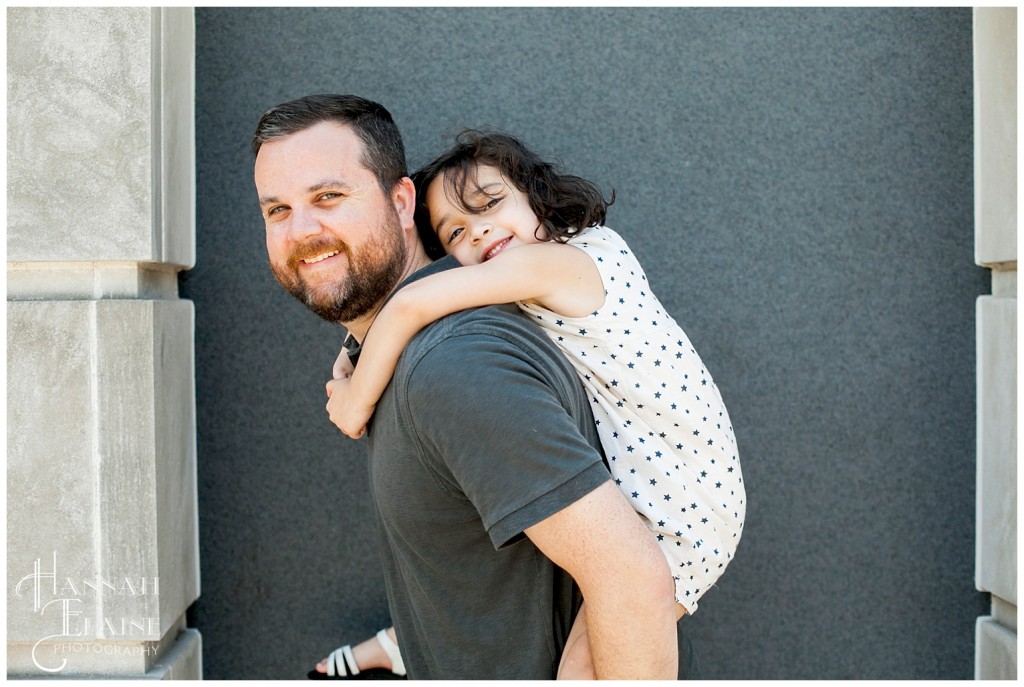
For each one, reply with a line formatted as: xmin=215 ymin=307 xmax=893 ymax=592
xmin=7 ymin=8 xmax=201 ymax=678
xmin=973 ymin=7 xmax=1017 ymax=681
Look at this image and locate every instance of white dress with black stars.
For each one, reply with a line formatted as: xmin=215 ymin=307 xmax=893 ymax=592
xmin=518 ymin=225 xmax=745 ymax=614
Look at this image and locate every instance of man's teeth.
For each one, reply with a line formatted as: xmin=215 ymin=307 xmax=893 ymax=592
xmin=303 ymin=251 xmax=338 ymax=264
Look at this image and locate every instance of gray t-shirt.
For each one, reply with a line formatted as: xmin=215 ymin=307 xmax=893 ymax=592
xmin=357 ymin=256 xmax=609 ymax=679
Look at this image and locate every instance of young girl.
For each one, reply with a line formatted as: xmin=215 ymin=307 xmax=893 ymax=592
xmin=320 ymin=131 xmax=745 ymax=680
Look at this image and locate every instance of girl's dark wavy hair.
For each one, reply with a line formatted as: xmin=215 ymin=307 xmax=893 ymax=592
xmin=412 ymin=130 xmax=614 ymax=260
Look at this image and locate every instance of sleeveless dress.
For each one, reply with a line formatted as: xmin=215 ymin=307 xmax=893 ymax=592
xmin=518 ymin=225 xmax=745 ymax=613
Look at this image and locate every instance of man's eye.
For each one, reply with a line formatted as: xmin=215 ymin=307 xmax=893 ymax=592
xmin=267 ymin=205 xmax=287 ymax=217
xmin=317 ymin=192 xmax=340 ymax=202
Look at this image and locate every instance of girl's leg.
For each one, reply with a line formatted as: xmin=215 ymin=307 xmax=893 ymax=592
xmin=556 ymin=603 xmax=595 ymax=680
xmin=556 ymin=602 xmax=687 ymax=680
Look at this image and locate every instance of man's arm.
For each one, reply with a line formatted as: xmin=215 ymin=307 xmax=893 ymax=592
xmin=524 ymin=481 xmax=679 ymax=680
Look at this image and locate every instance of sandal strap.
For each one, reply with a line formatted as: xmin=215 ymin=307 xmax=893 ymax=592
xmin=375 ymin=629 xmax=406 ymax=677
xmin=326 ymin=645 xmax=359 ymax=677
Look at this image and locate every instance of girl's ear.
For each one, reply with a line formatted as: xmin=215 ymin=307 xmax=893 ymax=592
xmin=392 ymin=176 xmax=417 ymax=231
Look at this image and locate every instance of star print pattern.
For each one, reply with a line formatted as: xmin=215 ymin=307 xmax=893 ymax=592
xmin=518 ymin=226 xmax=746 ymax=615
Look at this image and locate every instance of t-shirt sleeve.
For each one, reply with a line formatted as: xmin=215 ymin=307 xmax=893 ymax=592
xmin=404 ymin=330 xmax=610 ymax=549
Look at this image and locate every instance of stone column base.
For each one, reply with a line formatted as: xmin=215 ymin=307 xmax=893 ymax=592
xmin=7 ymin=618 xmax=201 ymax=679
xmin=977 ymin=614 xmax=1017 ymax=680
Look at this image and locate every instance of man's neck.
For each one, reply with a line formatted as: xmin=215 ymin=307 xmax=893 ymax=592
xmin=341 ymin=249 xmax=433 ymax=343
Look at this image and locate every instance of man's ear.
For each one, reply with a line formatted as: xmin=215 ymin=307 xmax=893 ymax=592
xmin=392 ymin=176 xmax=417 ymax=231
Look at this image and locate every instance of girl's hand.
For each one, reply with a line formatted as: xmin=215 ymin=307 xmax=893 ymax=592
xmin=325 ymin=377 xmax=374 ymax=440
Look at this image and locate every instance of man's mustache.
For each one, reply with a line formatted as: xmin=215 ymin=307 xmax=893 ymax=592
xmin=287 ymin=238 xmax=349 ymax=269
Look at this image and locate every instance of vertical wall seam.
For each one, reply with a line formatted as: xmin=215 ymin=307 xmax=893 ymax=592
xmin=88 ymin=301 xmax=105 ymax=637
xmin=151 ymin=9 xmax=163 ymax=264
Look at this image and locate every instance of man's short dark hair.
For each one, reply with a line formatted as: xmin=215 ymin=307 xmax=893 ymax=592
xmin=252 ymin=94 xmax=408 ymax=191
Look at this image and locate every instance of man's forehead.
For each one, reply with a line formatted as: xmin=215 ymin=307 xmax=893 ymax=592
xmin=255 ymin=122 xmax=369 ymax=187
xmin=259 ymin=121 xmax=361 ymax=159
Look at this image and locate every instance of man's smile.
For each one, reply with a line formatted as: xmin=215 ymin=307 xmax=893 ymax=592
xmin=303 ymin=250 xmax=340 ymax=265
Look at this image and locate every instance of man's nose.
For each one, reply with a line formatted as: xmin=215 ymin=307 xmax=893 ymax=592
xmin=287 ymin=207 xmax=323 ymax=242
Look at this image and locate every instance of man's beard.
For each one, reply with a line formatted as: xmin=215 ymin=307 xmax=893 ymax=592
xmin=271 ymin=205 xmax=408 ymax=324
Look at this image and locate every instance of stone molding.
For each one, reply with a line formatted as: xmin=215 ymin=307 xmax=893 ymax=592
xmin=6 ymin=7 xmax=200 ymax=679
xmin=973 ymin=6 xmax=1017 ymax=681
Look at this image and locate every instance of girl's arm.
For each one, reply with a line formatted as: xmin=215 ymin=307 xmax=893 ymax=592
xmin=328 ymin=242 xmax=604 ymax=438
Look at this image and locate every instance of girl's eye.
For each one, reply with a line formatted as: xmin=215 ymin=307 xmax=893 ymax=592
xmin=483 ymin=197 xmax=501 ymax=210
xmin=448 ymin=227 xmax=464 ymax=243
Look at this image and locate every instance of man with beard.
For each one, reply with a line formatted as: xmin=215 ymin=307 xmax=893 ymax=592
xmin=252 ymin=94 xmax=695 ymax=680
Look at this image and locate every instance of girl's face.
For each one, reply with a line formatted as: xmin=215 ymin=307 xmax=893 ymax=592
xmin=426 ymin=165 xmax=544 ymax=266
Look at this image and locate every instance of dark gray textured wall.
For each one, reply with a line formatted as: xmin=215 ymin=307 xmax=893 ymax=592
xmin=184 ymin=7 xmax=988 ymax=679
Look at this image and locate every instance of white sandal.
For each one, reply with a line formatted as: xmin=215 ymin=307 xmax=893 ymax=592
xmin=308 ymin=629 xmax=406 ymax=680
xmin=375 ymin=629 xmax=406 ymax=677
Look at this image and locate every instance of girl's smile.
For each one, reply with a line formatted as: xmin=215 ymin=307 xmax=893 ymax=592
xmin=482 ymin=236 xmax=512 ymax=261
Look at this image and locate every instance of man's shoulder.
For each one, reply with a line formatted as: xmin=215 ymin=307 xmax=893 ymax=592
xmin=398 ymin=257 xmax=547 ymax=353
xmin=388 ymin=258 xmax=579 ymax=401
xmin=402 ymin=302 xmax=545 ymax=369
xmin=393 ymin=301 xmax=580 ymax=406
